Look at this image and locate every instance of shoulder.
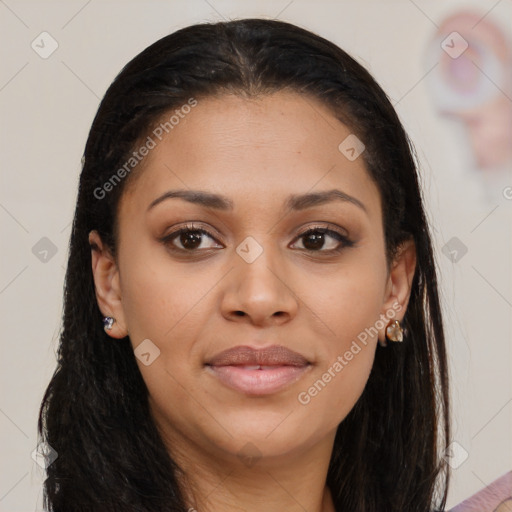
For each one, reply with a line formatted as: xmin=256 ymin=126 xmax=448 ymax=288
xmin=448 ymin=471 xmax=512 ymax=512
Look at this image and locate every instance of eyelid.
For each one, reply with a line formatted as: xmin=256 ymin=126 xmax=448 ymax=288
xmin=160 ymin=221 xmax=354 ymax=254
xmin=159 ymin=222 xmax=222 ymax=247
xmin=294 ymin=221 xmax=349 ymax=238
xmin=160 ymin=221 xmax=223 ymax=240
xmin=290 ymin=225 xmax=354 ymax=252
xmin=160 ymin=222 xmax=349 ymax=241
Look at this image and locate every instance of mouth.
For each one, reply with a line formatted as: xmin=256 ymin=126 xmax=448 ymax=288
xmin=205 ymin=345 xmax=312 ymax=396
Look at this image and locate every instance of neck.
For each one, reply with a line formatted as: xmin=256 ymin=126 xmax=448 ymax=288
xmin=169 ymin=433 xmax=337 ymax=512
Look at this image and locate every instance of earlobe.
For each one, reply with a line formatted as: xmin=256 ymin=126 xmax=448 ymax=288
xmin=88 ymin=230 xmax=128 ymax=339
xmin=378 ymin=238 xmax=417 ymax=345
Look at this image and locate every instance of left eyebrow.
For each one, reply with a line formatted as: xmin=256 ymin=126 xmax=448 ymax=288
xmin=146 ymin=188 xmax=367 ymax=214
xmin=285 ymin=189 xmax=367 ymax=214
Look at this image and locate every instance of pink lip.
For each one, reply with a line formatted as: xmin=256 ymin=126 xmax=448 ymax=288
xmin=207 ymin=365 xmax=310 ymax=395
xmin=205 ymin=345 xmax=311 ymax=396
xmin=206 ymin=345 xmax=309 ymax=367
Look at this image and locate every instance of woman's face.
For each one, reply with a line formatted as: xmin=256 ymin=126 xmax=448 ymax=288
xmin=90 ymin=90 xmax=415 ymax=468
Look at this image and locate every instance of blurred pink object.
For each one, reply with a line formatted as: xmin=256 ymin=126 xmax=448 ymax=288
xmin=426 ymin=11 xmax=512 ymax=171
xmin=448 ymin=471 xmax=512 ymax=512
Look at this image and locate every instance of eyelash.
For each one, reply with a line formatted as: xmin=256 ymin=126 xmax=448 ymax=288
xmin=159 ymin=222 xmax=354 ymax=255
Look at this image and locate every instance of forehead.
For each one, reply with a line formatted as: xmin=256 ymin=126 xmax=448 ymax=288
xmin=119 ymin=91 xmax=381 ymax=220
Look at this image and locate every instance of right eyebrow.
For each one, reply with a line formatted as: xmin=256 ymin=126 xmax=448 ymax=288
xmin=147 ymin=189 xmax=234 ymax=212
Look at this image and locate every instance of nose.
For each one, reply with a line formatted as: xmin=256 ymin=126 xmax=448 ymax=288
xmin=220 ymin=243 xmax=299 ymax=326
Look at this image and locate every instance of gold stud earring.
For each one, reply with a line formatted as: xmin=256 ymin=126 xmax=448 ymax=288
xmin=380 ymin=319 xmax=404 ymax=347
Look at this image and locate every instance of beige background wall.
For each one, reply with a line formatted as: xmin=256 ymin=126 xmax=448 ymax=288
xmin=1 ymin=0 xmax=510 ymax=510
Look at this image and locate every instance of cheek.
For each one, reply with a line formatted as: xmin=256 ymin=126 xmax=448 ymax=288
xmin=309 ymin=253 xmax=386 ymax=351
xmin=118 ymin=251 xmax=213 ymax=431
xmin=118 ymin=242 xmax=221 ymax=412
xmin=119 ymin=239 xmax=215 ymax=344
xmin=295 ymin=281 xmax=381 ymax=431
xmin=296 ymin=344 xmax=375 ymax=436
xmin=118 ymin=227 xmax=387 ymax=445
xmin=296 ymin=255 xmax=385 ymax=423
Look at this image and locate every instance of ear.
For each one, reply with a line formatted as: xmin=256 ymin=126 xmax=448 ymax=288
xmin=377 ymin=238 xmax=417 ymax=345
xmin=89 ymin=230 xmax=128 ymax=339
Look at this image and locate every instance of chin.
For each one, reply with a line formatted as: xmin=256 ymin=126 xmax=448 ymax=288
xmin=202 ymin=411 xmax=328 ymax=462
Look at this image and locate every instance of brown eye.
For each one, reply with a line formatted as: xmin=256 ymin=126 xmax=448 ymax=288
xmin=161 ymin=224 xmax=223 ymax=252
xmin=174 ymin=230 xmax=207 ymax=250
xmin=291 ymin=227 xmax=353 ymax=253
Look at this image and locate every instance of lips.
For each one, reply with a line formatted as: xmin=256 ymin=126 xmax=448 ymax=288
xmin=206 ymin=345 xmax=310 ymax=368
xmin=205 ymin=345 xmax=311 ymax=396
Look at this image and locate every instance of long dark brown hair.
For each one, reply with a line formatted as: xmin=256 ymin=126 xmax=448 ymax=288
xmin=37 ymin=18 xmax=450 ymax=511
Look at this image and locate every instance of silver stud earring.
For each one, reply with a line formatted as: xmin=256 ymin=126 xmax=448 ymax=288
xmin=103 ymin=316 xmax=115 ymax=331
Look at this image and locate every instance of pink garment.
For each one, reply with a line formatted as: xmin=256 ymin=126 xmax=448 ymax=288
xmin=448 ymin=471 xmax=512 ymax=512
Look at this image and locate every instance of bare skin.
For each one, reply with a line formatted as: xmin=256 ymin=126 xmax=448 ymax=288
xmin=89 ymin=91 xmax=416 ymax=512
